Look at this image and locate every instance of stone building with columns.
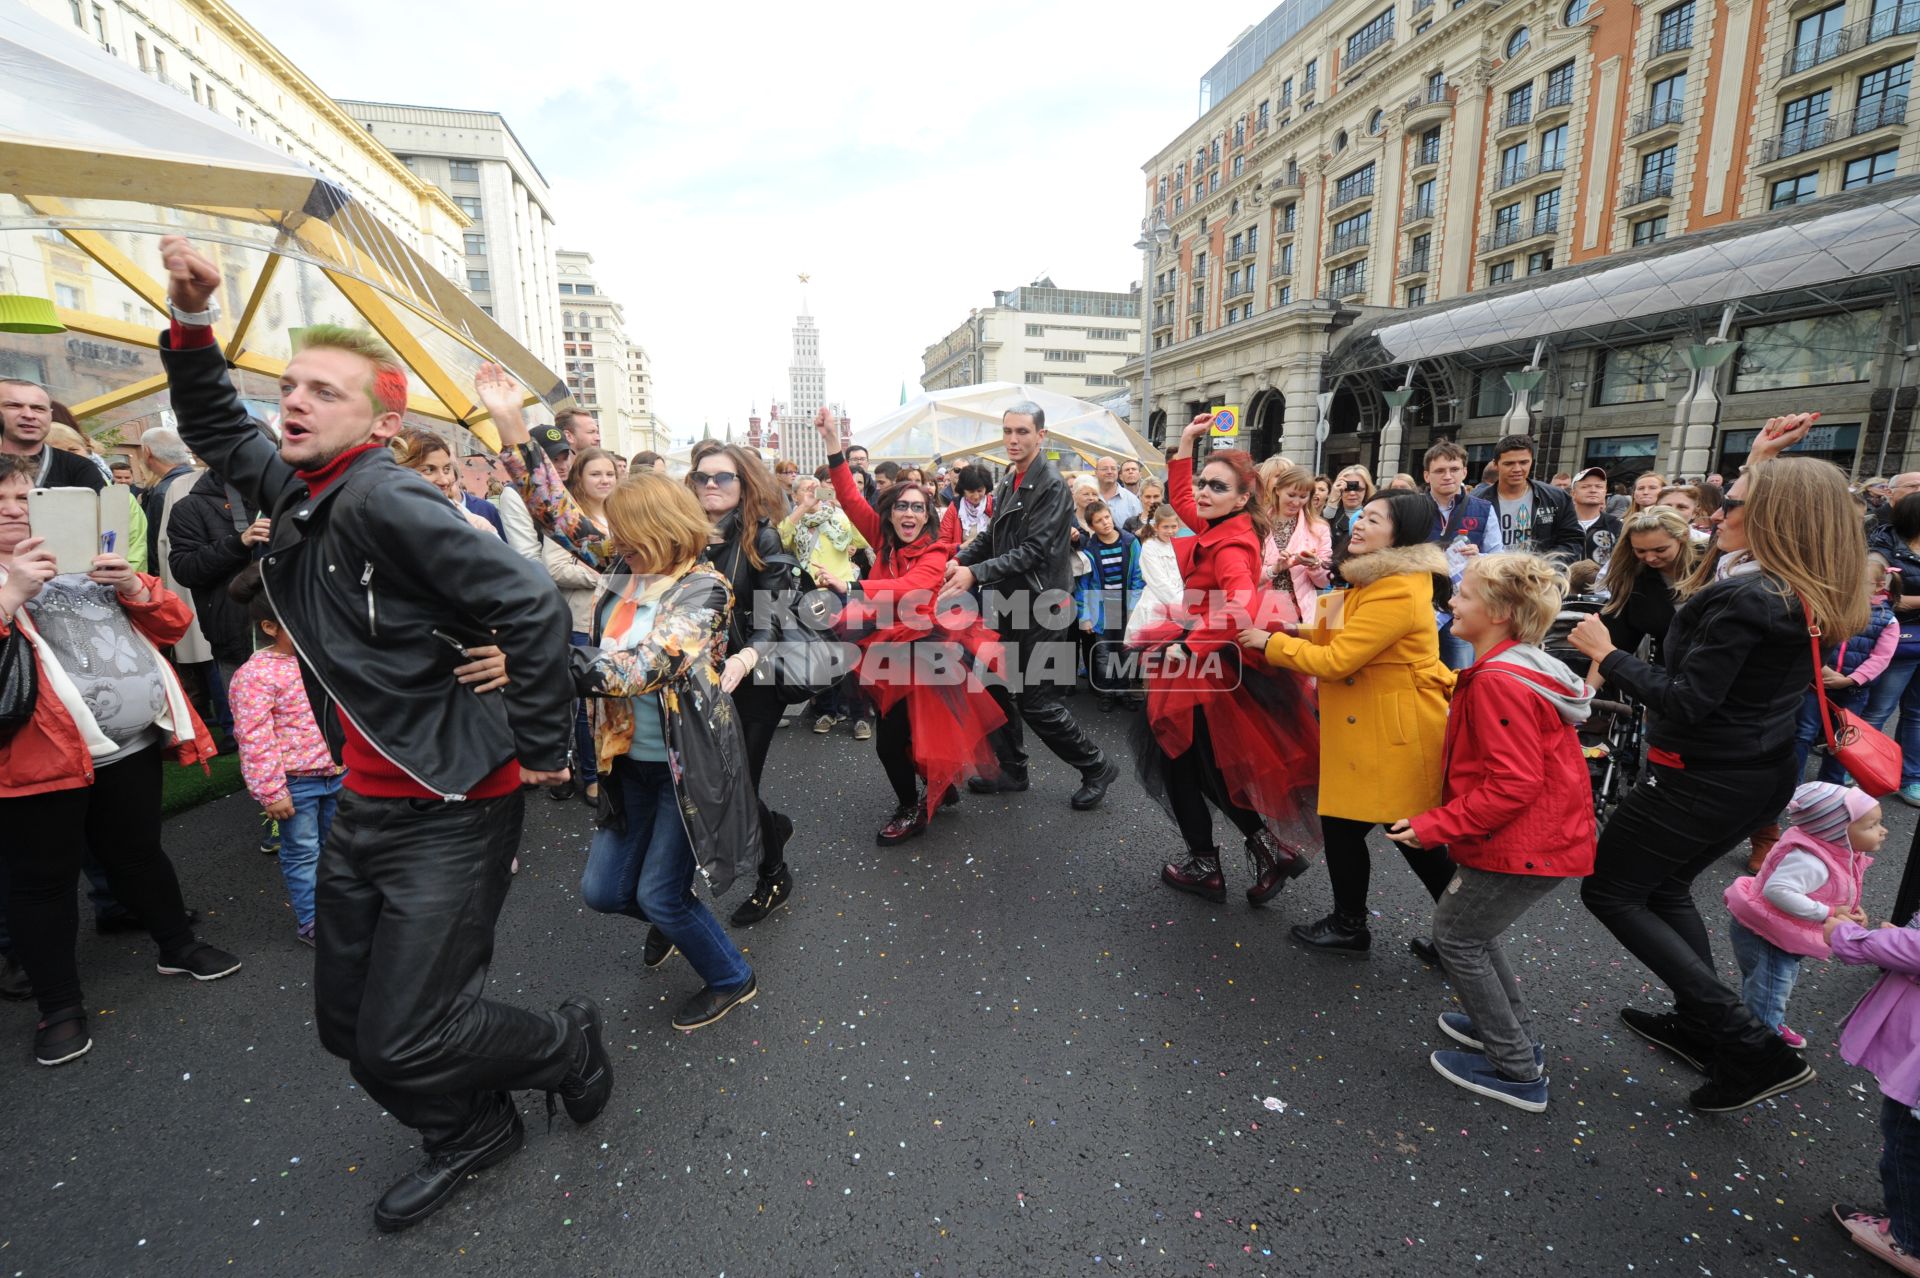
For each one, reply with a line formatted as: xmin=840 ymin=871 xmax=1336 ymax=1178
xmin=1121 ymin=0 xmax=1920 ymax=482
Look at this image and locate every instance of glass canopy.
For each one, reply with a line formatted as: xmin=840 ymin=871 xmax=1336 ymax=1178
xmin=859 ymin=383 xmax=1162 ymax=468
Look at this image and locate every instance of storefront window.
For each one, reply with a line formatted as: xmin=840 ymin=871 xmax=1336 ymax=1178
xmin=1582 ymin=434 xmax=1660 ymax=483
xmin=1732 ymin=310 xmax=1881 ymax=392
xmin=1471 ymin=365 xmax=1520 ymax=417
xmin=1593 ymin=341 xmax=1674 ymax=405
xmin=1717 ymin=422 xmax=1859 ymax=473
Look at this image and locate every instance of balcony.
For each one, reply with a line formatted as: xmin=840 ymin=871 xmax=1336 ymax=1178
xmin=1397 ymin=251 xmax=1433 ymax=278
xmin=1628 ymin=98 xmax=1686 ymax=139
xmin=1415 ymin=0 xmax=1434 ymax=10
xmin=1619 ymin=170 xmax=1676 ymax=208
xmin=1499 ymin=101 xmax=1534 ymax=132
xmin=1267 ymin=165 xmax=1304 ymax=196
xmin=1152 ymin=279 xmax=1176 ymax=299
xmin=1479 ymin=212 xmax=1559 ymax=253
xmin=1329 ymin=175 xmax=1376 ymax=209
xmin=1411 ymin=136 xmax=1443 ymax=167
xmin=1403 ymin=198 xmax=1437 ymax=224
xmin=1405 ymin=81 xmax=1455 ymax=129
xmin=1324 ymin=228 xmax=1372 ymax=259
xmin=1188 ymin=296 xmax=1206 ymax=315
xmin=1651 ymin=22 xmax=1693 ymax=59
xmin=1346 ymin=24 xmax=1397 ymax=70
xmin=1539 ymin=80 xmax=1575 ymax=115
xmin=1323 ymin=266 xmax=1370 ymax=300
xmin=1758 ymin=99 xmax=1909 ymax=163
xmin=1783 ymin=5 xmax=1920 ymax=78
xmin=1225 ymin=278 xmax=1256 ymax=299
xmin=1491 ymin=155 xmax=1567 ymax=192
xmin=1232 ymin=238 xmax=1259 ymax=262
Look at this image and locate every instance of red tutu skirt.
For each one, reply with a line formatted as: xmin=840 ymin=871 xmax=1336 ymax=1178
xmin=1127 ymin=618 xmax=1322 ymax=856
xmin=846 ymin=614 xmax=1007 ymax=821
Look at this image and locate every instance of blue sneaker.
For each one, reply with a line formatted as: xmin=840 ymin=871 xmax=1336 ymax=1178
xmin=1431 ymin=1049 xmax=1549 ymax=1112
xmin=1439 ymin=1013 xmax=1548 ymax=1069
xmin=1901 ymin=783 xmax=1920 ymax=809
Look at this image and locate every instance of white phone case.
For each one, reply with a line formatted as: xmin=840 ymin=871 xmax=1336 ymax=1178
xmin=28 ymin=488 xmax=98 ymax=574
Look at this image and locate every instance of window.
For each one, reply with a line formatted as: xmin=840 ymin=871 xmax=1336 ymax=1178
xmin=1331 ymin=210 xmax=1372 ymax=252
xmin=1534 ymin=187 xmax=1561 ymax=230
xmin=1499 ymin=140 xmax=1529 ymax=185
xmin=1632 ymin=215 xmax=1668 ymax=245
xmin=91 ymin=2 xmax=104 ymax=37
xmin=1791 ymin=5 xmax=1846 ymax=73
xmin=54 ymin=282 xmax=85 ymax=309
xmin=559 ymin=285 xmax=574 ymax=297
xmin=1780 ymin=88 xmax=1833 ymax=156
xmin=1857 ymin=61 xmax=1912 ymax=131
xmin=1640 ymin=144 xmax=1677 ymax=195
xmin=1210 ymin=138 xmax=1221 ymax=165
xmin=1488 ymin=261 xmax=1516 ymax=285
xmin=1528 ymin=249 xmax=1554 ymax=274
xmin=1025 ymin=372 xmax=1046 ymax=385
xmin=68 ymin=0 xmax=83 ymax=28
xmin=1506 ymin=26 xmax=1530 ymax=58
xmin=1407 ymin=283 xmax=1429 ymax=306
xmin=1281 ymin=76 xmax=1294 ymax=106
xmin=1233 ymin=154 xmax=1245 ymax=177
xmin=1335 ymin=129 xmax=1349 ymax=153
xmin=1417 ymin=19 xmax=1432 ymax=34
xmin=1042 ymin=350 xmax=1088 ymax=362
xmin=1770 ymin=171 xmax=1819 ymax=207
xmin=1368 ymin=109 xmax=1385 ymax=134
xmin=1540 ymin=123 xmax=1568 ymax=169
xmin=1279 ymin=285 xmax=1294 ymax=305
xmin=1873 ymin=0 xmax=1920 ymax=39
xmin=1258 ymin=100 xmax=1270 ymax=129
xmin=190 ymin=73 xmax=201 ymax=103
xmin=1493 ymin=202 xmax=1523 ymax=233
xmin=1506 ymin=84 xmax=1533 ymax=127
xmin=204 ymin=85 xmax=215 ymax=111
xmin=1413 ymin=177 xmax=1436 ymax=215
xmin=153 ymin=47 xmax=165 ymax=77
xmin=1304 ymin=60 xmax=1319 ymax=94
xmin=1347 ymin=6 xmax=1396 ymax=64
xmin=1227 ymin=306 xmax=1241 ymax=324
xmin=1025 ymin=323 xmax=1045 ymax=337
xmin=1473 ymin=367 xmax=1520 ymax=416
xmin=1209 ymin=171 xmax=1221 ymax=192
xmin=463 ymin=232 xmax=486 ymax=256
xmin=1088 ymin=328 xmax=1128 ymax=341
xmin=450 ymin=160 xmax=479 ymax=182
xmin=1333 ymin=162 xmax=1376 ymax=204
xmin=1844 ymin=147 xmax=1900 ymax=188
xmin=1564 ymin=0 xmax=1590 ymax=22
xmin=1234 ymin=119 xmax=1246 ymax=147
xmin=1733 ymin=310 xmax=1880 ymax=392
xmin=454 ymin=195 xmax=483 ymax=219
xmin=1280 ymin=243 xmax=1295 ymax=274
xmin=1418 ymin=126 xmax=1442 ymax=165
xmin=1649 ymin=71 xmax=1686 ymax=126
xmin=1656 ymin=1 xmax=1694 ymax=53
xmin=1283 ymin=202 xmax=1297 ymax=231
xmin=1594 ymin=344 xmax=1673 ymax=404
xmin=1545 ymin=60 xmax=1576 ymax=106
xmin=135 ymin=32 xmax=149 ymax=70
xmin=467 ymin=270 xmax=490 ymax=292
xmin=1328 ymin=261 xmax=1367 ymax=295
xmin=1174 ymin=193 xmax=1185 ymax=214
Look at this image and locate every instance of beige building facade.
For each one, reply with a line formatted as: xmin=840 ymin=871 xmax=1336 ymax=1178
xmin=923 ymin=278 xmax=1143 ymax=403
xmin=557 ymin=249 xmax=663 ymax=456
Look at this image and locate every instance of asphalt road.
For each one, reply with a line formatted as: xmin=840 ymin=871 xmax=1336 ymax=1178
xmin=0 ymin=709 xmax=1908 ymax=1277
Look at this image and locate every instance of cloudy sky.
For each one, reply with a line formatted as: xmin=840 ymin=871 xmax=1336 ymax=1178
xmin=247 ymin=0 xmax=1241 ymax=445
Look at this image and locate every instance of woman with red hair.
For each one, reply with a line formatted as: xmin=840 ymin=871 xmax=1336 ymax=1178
xmin=1131 ymin=416 xmax=1321 ymax=906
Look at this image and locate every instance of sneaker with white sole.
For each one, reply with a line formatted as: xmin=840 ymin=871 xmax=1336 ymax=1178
xmin=813 ymin=714 xmax=838 ymax=735
xmin=1437 ymin=1013 xmax=1546 ymax=1071
xmin=851 ymin=719 xmax=873 ymax=741
xmin=1430 ymin=1048 xmax=1549 ymax=1112
xmin=155 ymin=942 xmax=242 ymax=981
xmin=1834 ymin=1204 xmax=1920 ymax=1275
xmin=1901 ymin=783 xmax=1920 ymax=809
xmin=1778 ymin=1022 xmax=1807 ymax=1049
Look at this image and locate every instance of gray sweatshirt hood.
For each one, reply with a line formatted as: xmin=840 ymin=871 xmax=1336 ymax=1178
xmin=1482 ymin=642 xmax=1593 ymax=727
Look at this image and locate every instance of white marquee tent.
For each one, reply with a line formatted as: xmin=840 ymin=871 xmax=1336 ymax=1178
xmin=856 ymin=383 xmax=1162 ymax=471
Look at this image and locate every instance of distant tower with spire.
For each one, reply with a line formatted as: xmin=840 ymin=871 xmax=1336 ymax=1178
xmin=787 ymin=273 xmax=829 ymax=471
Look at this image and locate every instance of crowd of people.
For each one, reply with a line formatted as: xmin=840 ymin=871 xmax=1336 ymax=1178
xmin=6 ymin=238 xmax=1920 ymax=1267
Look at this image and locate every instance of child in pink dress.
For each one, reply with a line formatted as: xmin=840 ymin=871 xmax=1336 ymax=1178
xmin=228 ymin=570 xmax=342 ymax=945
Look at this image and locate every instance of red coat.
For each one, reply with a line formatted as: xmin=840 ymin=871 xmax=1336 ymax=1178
xmin=937 ymin=496 xmax=992 ymax=549
xmin=0 ymin=573 xmax=218 ymax=797
xmin=831 ymin=462 xmax=949 ymax=622
xmin=1408 ymin=639 xmax=1596 ymax=876
xmin=1163 ymin=455 xmax=1267 ymax=661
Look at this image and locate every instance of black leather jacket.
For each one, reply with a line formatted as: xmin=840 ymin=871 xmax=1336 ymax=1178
xmin=954 ymin=454 xmax=1076 ymax=597
xmin=161 ymin=335 xmax=573 ymax=797
xmin=702 ymin=510 xmax=789 ymax=655
xmin=165 ymin=468 xmax=254 ymax=666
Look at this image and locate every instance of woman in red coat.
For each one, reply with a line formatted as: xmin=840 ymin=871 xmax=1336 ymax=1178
xmin=1131 ymin=415 xmax=1320 ymax=905
xmin=812 ymin=414 xmax=1005 ymax=845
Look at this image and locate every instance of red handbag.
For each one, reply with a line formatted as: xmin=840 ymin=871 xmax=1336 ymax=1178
xmin=1806 ymin=601 xmax=1903 ymax=797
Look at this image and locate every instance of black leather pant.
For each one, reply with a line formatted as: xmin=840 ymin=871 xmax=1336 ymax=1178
xmin=314 ymin=790 xmax=575 ymax=1153
xmin=734 ymin=683 xmax=790 ymax=878
xmin=984 ymin=619 xmax=1106 ymax=779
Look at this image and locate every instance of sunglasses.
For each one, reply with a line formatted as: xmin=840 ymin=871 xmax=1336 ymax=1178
xmin=893 ymin=501 xmax=928 ymax=514
xmin=1718 ymin=496 xmax=1744 ymax=512
xmin=1193 ymin=477 xmax=1235 ymax=495
xmin=691 ymin=471 xmax=740 ymax=488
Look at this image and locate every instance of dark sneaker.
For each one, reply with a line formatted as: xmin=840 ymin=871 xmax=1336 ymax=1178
xmin=1431 ymin=1049 xmax=1549 ymax=1112
xmin=642 ymin=926 xmax=677 ymax=969
xmin=729 ymin=865 xmax=793 ymax=926
xmin=1689 ymin=1047 xmax=1815 ymax=1112
xmin=1292 ymin=912 xmax=1372 ymax=955
xmin=968 ymin=772 xmax=1029 ymax=795
xmin=33 ymin=1007 xmax=91 ymax=1067
xmin=1070 ymin=760 xmax=1119 ymax=811
xmin=553 ymin=998 xmax=613 ymax=1125
xmin=155 ymin=942 xmax=242 ymax=982
xmin=258 ymin=813 xmax=280 ymax=855
xmin=296 ymin=921 xmax=316 ymax=949
xmin=1437 ymin=1012 xmax=1546 ymax=1070
xmin=373 ymin=1106 xmax=525 ymax=1232
xmin=1618 ymin=1007 xmax=1711 ymax=1073
xmin=672 ymin=975 xmax=758 ymax=1030
xmin=0 ymin=954 xmax=31 ymax=1002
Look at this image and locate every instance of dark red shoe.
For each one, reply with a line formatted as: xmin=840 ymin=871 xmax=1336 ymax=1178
xmin=876 ymin=804 xmax=929 ymax=847
xmin=1160 ymin=850 xmax=1226 ymax=903
xmin=1245 ymin=830 xmax=1310 ymax=905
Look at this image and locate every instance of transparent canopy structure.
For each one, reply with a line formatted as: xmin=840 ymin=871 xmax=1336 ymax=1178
xmin=859 ymin=383 xmax=1163 ymax=470
xmin=0 ymin=5 xmax=566 ymax=450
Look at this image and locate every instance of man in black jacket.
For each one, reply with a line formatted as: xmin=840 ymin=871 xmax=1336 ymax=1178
xmin=157 ymin=236 xmax=612 ymax=1233
xmin=1 ymin=378 xmax=105 ymax=491
xmin=1471 ymin=433 xmax=1585 ymax=563
xmin=941 ymin=403 xmax=1116 ymax=809
xmin=166 ymin=465 xmax=271 ymax=751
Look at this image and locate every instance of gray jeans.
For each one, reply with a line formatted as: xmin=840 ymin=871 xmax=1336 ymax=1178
xmin=1431 ymin=865 xmax=1569 ymax=1081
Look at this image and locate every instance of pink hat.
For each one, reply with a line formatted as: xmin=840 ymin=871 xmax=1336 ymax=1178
xmin=1784 ymin=781 xmax=1880 ymax=845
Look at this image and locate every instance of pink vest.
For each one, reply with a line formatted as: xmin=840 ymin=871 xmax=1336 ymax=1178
xmin=1724 ymin=827 xmax=1871 ymax=960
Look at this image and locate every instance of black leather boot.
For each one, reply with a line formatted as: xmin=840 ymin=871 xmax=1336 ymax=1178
xmin=373 ymin=1105 xmax=525 ymax=1232
xmin=1291 ymin=911 xmax=1373 ymax=955
xmin=1070 ymin=760 xmax=1119 ymax=811
xmin=551 ymin=997 xmax=613 ymax=1126
xmin=876 ymin=801 xmax=929 ymax=846
xmin=1161 ymin=849 xmax=1227 ymax=903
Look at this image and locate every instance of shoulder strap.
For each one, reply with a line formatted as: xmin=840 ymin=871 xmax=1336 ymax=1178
xmin=1805 ymin=598 xmax=1838 ymax=751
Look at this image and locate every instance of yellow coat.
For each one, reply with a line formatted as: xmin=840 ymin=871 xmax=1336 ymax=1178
xmin=1259 ymin=543 xmax=1455 ymax=822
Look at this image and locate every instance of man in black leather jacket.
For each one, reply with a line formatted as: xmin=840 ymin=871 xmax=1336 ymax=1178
xmin=157 ymin=236 xmax=613 ymax=1234
xmin=941 ymin=403 xmax=1116 ymax=809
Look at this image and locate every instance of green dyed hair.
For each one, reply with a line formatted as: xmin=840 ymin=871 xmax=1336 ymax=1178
xmin=294 ymin=324 xmax=408 ymax=417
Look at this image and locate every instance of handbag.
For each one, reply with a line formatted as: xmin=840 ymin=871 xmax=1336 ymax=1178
xmin=1806 ymin=601 xmax=1903 ymax=797
xmin=729 ymin=544 xmax=841 ymax=705
xmin=0 ymin=621 xmax=38 ymax=735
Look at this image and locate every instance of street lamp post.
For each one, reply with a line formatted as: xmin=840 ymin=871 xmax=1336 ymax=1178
xmin=1134 ymin=210 xmax=1173 ymax=451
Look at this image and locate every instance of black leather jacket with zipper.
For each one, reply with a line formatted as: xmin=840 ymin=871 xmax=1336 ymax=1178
xmin=954 ymin=453 xmax=1076 ymax=598
xmin=161 ymin=334 xmax=573 ymax=798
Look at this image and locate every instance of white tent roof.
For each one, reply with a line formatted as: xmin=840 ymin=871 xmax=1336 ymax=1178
xmin=857 ymin=383 xmax=1161 ymax=469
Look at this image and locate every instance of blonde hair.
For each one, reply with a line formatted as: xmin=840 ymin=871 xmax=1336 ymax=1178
xmin=1681 ymin=456 xmax=1868 ymax=636
xmin=1601 ymin=506 xmax=1701 ymax=615
xmin=1462 ymin=553 xmax=1565 ymax=645
xmin=1258 ymin=458 xmax=1325 ymax=527
xmin=607 ymin=471 xmax=712 ymax=574
xmin=46 ymin=422 xmax=92 ymax=456
xmin=1630 ymin=471 xmax=1668 ymax=508
xmin=1333 ymin=465 xmax=1376 ymax=503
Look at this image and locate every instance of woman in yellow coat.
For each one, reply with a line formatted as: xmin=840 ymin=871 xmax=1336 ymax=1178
xmin=1240 ymin=490 xmax=1457 ymax=956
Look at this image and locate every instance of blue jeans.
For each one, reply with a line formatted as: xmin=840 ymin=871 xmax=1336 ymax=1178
xmin=1863 ymin=652 xmax=1920 ymax=784
xmin=1883 ymin=1095 xmax=1920 ymax=1251
xmin=1728 ymin=917 xmax=1803 ymax=1030
xmin=569 ymin=631 xmax=599 ymax=789
xmin=280 ymin=773 xmax=341 ymax=927
xmin=581 ymin=758 xmax=751 ymax=990
xmin=1794 ymin=684 xmax=1865 ymax=783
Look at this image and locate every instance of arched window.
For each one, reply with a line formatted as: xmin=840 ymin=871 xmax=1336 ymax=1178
xmin=1506 ymin=25 xmax=1531 ymax=57
xmin=1563 ymin=0 xmax=1590 ymax=23
xmin=1368 ymin=108 xmax=1385 ymax=134
xmin=1334 ymin=128 xmax=1349 ymax=153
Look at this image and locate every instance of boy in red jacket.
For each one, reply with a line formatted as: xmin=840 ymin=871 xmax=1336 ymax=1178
xmin=1387 ymin=553 xmax=1596 ymax=1112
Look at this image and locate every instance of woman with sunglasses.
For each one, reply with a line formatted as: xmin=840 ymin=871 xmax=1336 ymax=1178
xmin=810 ymin=412 xmax=1005 ymax=844
xmin=1133 ymin=416 xmax=1321 ymax=907
xmin=1568 ymin=415 xmax=1867 ymax=1112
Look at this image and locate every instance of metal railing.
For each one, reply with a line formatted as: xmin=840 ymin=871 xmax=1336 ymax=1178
xmin=1760 ymin=99 xmax=1909 ymax=162
xmin=1619 ymin=170 xmax=1676 ymax=206
xmin=1346 ymin=23 xmax=1395 ymax=63
xmin=1414 ymin=137 xmax=1442 ymax=165
xmin=1501 ymin=101 xmax=1534 ymax=129
xmin=1628 ymin=98 xmax=1686 ymax=136
xmin=1653 ymin=22 xmax=1693 ymax=56
xmin=1492 ymin=155 xmax=1566 ymax=191
xmin=1270 ymin=164 xmax=1303 ymax=191
xmin=1404 ymin=198 xmax=1437 ymax=222
xmin=1323 ymin=266 xmax=1369 ymax=299
xmin=1398 ymin=252 xmax=1432 ymax=278
xmin=1329 ymin=175 xmax=1377 ymax=208
xmin=1480 ymin=212 xmax=1558 ymax=252
xmin=1784 ymin=5 xmax=1920 ymax=75
xmin=1233 ymin=238 xmax=1259 ymax=260
xmin=1872 ymin=1 xmax=1920 ymax=42
xmin=1225 ymin=278 xmax=1256 ymax=299
xmin=1152 ymin=279 xmax=1175 ymax=298
xmin=1325 ymin=228 xmax=1372 ymax=257
xmin=1188 ymin=296 xmax=1206 ymax=314
xmin=1542 ymin=80 xmax=1575 ymax=109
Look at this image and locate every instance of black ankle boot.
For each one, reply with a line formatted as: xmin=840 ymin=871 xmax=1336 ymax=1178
xmin=1244 ymin=830 xmax=1310 ymax=905
xmin=551 ymin=997 xmax=613 ymax=1126
xmin=373 ymin=1106 xmax=525 ymax=1232
xmin=1160 ymin=849 xmax=1227 ymax=903
xmin=1292 ymin=911 xmax=1372 ymax=955
xmin=730 ymin=863 xmax=794 ymax=926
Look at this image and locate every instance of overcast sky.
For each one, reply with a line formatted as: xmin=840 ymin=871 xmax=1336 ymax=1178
xmin=246 ymin=0 xmax=1239 ymax=445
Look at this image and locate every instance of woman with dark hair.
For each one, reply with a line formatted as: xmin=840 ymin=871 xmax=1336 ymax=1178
xmin=391 ymin=429 xmax=496 ymax=535
xmin=1569 ymin=416 xmax=1869 ymax=1111
xmin=1240 ymin=489 xmax=1457 ymax=954
xmin=939 ymin=464 xmax=994 ymax=549
xmin=1134 ymin=416 xmax=1321 ymax=906
xmin=811 ymin=413 xmax=1005 ymax=843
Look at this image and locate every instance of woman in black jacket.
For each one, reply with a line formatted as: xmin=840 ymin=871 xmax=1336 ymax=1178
xmin=686 ymin=440 xmax=798 ymax=927
xmin=1593 ymin=505 xmax=1703 ymax=670
xmin=1569 ymin=419 xmax=1867 ymax=1113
